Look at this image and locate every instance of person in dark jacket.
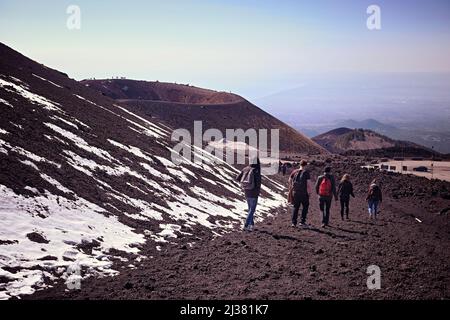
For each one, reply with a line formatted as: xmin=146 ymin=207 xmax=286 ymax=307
xmin=366 ymin=179 xmax=382 ymax=219
xmin=236 ymin=158 xmax=262 ymax=231
xmin=337 ymin=174 xmax=355 ymax=220
xmin=315 ymin=167 xmax=338 ymax=227
xmin=288 ymin=159 xmax=311 ymax=227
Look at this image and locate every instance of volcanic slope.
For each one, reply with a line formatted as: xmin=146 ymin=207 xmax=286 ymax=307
xmin=0 ymin=42 xmax=286 ymax=299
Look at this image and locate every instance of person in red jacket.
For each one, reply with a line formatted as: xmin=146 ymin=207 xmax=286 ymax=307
xmin=315 ymin=167 xmax=338 ymax=227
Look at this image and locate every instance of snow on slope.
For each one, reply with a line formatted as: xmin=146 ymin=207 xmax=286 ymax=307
xmin=0 ymin=184 xmax=145 ymax=299
xmin=0 ymin=44 xmax=286 ymax=299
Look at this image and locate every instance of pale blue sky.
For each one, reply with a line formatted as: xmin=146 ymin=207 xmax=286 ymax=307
xmin=1 ymin=0 xmax=449 ymax=98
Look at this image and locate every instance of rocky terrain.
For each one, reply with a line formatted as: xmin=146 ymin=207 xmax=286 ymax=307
xmin=28 ymin=159 xmax=450 ymax=300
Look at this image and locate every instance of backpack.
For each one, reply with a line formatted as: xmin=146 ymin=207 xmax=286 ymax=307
xmin=240 ymin=167 xmax=256 ymax=190
xmin=319 ymin=176 xmax=332 ymax=197
xmin=292 ymin=170 xmax=306 ymax=193
xmin=368 ymin=184 xmax=380 ymax=200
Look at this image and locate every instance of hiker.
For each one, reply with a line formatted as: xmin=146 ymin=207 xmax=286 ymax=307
xmin=236 ymin=158 xmax=262 ymax=231
xmin=282 ymin=163 xmax=287 ymax=176
xmin=315 ymin=166 xmax=338 ymax=227
xmin=366 ymin=179 xmax=382 ymax=219
xmin=288 ymin=159 xmax=311 ymax=227
xmin=337 ymin=174 xmax=355 ymax=220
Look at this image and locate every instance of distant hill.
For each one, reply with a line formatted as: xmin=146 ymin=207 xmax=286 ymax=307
xmin=254 ymin=74 xmax=450 ymax=154
xmin=334 ymin=119 xmax=450 ymax=154
xmin=82 ymin=79 xmax=326 ymax=155
xmin=336 ymin=119 xmax=397 ymax=134
xmin=313 ymin=127 xmax=439 ymax=157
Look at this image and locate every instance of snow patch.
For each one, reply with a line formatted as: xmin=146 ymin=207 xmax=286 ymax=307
xmin=140 ymin=162 xmax=172 ymax=181
xmin=0 ymin=184 xmax=145 ymax=300
xmin=50 ymin=116 xmax=79 ymax=130
xmin=9 ymin=122 xmax=23 ymax=130
xmin=108 ymin=139 xmax=155 ymax=164
xmin=0 ymin=98 xmax=13 ymax=108
xmin=0 ymin=78 xmax=62 ymax=112
xmin=45 ymin=123 xmax=114 ymax=162
xmin=0 ymin=138 xmax=61 ymax=168
xmin=20 ymin=160 xmax=39 ymax=171
xmin=32 ymin=73 xmax=64 ymax=88
xmin=114 ymin=104 xmax=169 ymax=138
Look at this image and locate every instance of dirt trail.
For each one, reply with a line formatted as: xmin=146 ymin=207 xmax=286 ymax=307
xmin=28 ymin=163 xmax=450 ymax=300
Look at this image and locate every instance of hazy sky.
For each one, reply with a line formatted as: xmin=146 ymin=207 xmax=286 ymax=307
xmin=1 ymin=0 xmax=449 ymax=98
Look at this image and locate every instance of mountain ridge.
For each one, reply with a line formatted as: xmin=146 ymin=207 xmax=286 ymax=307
xmin=82 ymin=79 xmax=327 ymax=155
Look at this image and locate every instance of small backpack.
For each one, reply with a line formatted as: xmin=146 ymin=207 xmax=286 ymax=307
xmin=240 ymin=167 xmax=256 ymax=190
xmin=319 ymin=176 xmax=332 ymax=197
xmin=292 ymin=170 xmax=305 ymax=192
xmin=368 ymin=184 xmax=380 ymax=200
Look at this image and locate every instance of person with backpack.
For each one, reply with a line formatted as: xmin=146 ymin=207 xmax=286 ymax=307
xmin=288 ymin=159 xmax=311 ymax=228
xmin=315 ymin=166 xmax=338 ymax=227
xmin=236 ymin=158 xmax=262 ymax=231
xmin=337 ymin=174 xmax=355 ymax=220
xmin=366 ymin=179 xmax=382 ymax=219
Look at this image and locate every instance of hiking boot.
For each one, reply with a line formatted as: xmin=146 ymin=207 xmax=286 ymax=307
xmin=291 ymin=224 xmax=297 ymax=228
xmin=248 ymin=225 xmax=254 ymax=232
xmin=321 ymin=223 xmax=326 ymax=228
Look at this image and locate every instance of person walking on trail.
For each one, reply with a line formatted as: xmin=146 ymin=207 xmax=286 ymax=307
xmin=236 ymin=158 xmax=262 ymax=232
xmin=315 ymin=166 xmax=338 ymax=228
xmin=337 ymin=174 xmax=355 ymax=220
xmin=288 ymin=160 xmax=311 ymax=228
xmin=366 ymin=179 xmax=382 ymax=219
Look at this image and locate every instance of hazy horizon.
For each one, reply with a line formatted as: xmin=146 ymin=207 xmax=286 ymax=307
xmin=1 ymin=0 xmax=450 ymax=98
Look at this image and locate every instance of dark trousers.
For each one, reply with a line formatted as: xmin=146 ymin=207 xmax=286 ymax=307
xmin=340 ymin=197 xmax=350 ymax=218
xmin=292 ymin=196 xmax=309 ymax=225
xmin=319 ymin=196 xmax=332 ymax=225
